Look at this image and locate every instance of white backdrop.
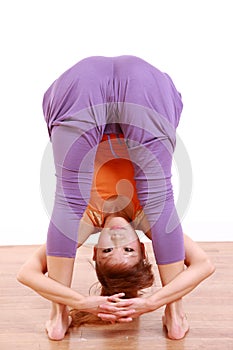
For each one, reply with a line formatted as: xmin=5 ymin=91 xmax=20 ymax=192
xmin=0 ymin=0 xmax=232 ymax=245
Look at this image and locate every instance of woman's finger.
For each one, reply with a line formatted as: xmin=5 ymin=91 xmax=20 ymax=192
xmin=112 ymin=300 xmax=134 ymax=307
xmin=97 ymin=313 xmax=117 ymax=322
xmin=98 ymin=305 xmax=136 ymax=318
xmin=98 ymin=304 xmax=126 ymax=313
xmin=107 ymin=294 xmax=125 ymax=303
xmin=106 ymin=298 xmax=134 ymax=307
xmin=99 ymin=302 xmax=135 ymax=314
xmin=98 ymin=313 xmax=133 ymax=323
xmin=117 ymin=317 xmax=133 ymax=323
xmin=111 ymin=293 xmax=125 ymax=298
xmin=114 ymin=309 xmax=136 ymax=318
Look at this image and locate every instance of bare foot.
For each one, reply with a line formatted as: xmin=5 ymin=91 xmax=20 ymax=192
xmin=45 ymin=308 xmax=72 ymax=341
xmin=162 ymin=307 xmax=189 ymax=340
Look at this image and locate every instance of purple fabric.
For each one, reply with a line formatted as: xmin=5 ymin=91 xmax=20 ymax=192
xmin=43 ymin=55 xmax=185 ymax=264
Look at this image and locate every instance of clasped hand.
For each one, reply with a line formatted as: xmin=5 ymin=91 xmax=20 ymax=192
xmin=83 ymin=293 xmax=152 ymax=323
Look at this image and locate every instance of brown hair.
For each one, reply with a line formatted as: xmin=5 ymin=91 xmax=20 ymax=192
xmin=70 ymin=257 xmax=154 ymax=327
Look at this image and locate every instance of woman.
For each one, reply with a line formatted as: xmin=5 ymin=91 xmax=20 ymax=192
xmin=18 ymin=55 xmax=215 ymax=340
xmin=18 ymin=127 xmax=215 ymax=340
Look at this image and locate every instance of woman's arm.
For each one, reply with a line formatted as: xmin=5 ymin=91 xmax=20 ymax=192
xmin=17 ymin=244 xmax=134 ymax=320
xmin=17 ymin=213 xmax=97 ymax=307
xmin=17 ymin=244 xmax=86 ymax=308
xmin=146 ymin=234 xmax=215 ymax=310
xmin=98 ymin=234 xmax=216 ymax=320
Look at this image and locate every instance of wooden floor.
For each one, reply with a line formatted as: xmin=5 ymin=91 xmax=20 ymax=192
xmin=0 ymin=241 xmax=233 ymax=350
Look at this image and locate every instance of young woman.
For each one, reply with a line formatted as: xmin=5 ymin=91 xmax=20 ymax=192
xmin=19 ymin=55 xmax=215 ymax=340
xmin=18 ymin=129 xmax=215 ymax=340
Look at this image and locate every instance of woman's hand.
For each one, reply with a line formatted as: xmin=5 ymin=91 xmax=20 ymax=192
xmin=97 ymin=295 xmax=154 ymax=323
xmin=79 ymin=293 xmax=136 ymax=323
xmin=119 ymin=297 xmax=154 ymax=319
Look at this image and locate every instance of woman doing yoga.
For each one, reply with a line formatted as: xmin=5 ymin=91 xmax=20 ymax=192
xmin=17 ymin=56 xmax=215 ymax=340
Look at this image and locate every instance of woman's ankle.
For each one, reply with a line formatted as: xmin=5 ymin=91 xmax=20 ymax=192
xmin=165 ymin=299 xmax=185 ymax=319
xmin=50 ymin=303 xmax=69 ymax=320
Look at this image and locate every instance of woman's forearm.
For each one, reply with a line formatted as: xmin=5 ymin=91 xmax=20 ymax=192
xmin=17 ymin=269 xmax=84 ymax=309
xmin=17 ymin=268 xmax=126 ymax=319
xmin=147 ymin=259 xmax=215 ymax=311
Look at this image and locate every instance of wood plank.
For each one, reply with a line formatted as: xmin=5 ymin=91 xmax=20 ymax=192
xmin=0 ymin=242 xmax=233 ymax=350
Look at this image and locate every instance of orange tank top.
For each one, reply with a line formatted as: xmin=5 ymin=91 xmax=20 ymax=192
xmin=86 ymin=134 xmax=142 ymax=227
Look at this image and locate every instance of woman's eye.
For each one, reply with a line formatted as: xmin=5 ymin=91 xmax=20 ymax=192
xmin=102 ymin=248 xmax=113 ymax=253
xmin=124 ymin=247 xmax=134 ymax=252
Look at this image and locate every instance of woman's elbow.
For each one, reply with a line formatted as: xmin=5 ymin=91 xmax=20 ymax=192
xmin=17 ymin=265 xmax=31 ymax=286
xmin=203 ymin=258 xmax=216 ymax=278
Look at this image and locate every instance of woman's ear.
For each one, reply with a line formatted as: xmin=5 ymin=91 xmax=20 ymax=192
xmin=140 ymin=242 xmax=146 ymax=259
xmin=92 ymin=246 xmax=97 ymax=261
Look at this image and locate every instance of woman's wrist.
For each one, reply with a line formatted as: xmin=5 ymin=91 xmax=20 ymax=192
xmin=73 ymin=295 xmax=87 ymax=311
xmin=146 ymin=294 xmax=160 ymax=312
xmin=145 ymin=295 xmax=156 ymax=312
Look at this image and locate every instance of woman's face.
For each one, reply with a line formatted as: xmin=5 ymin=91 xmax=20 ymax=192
xmin=93 ymin=216 xmax=145 ymax=267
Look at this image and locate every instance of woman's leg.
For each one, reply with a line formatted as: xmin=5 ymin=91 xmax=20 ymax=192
xmin=158 ymin=262 xmax=189 ymax=339
xmin=116 ymin=56 xmax=188 ymax=338
xmin=120 ymin=123 xmax=188 ymax=339
xmin=42 ymin=57 xmax=111 ymax=339
xmin=45 ymin=124 xmax=105 ymax=340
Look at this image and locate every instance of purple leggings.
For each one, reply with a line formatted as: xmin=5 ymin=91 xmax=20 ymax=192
xmin=43 ymin=55 xmax=185 ymax=264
